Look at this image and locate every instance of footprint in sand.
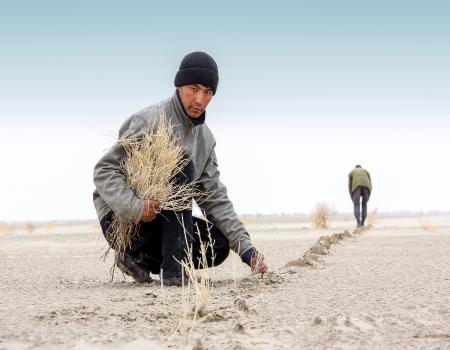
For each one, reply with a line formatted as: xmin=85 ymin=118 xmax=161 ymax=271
xmin=234 ymin=298 xmax=249 ymax=313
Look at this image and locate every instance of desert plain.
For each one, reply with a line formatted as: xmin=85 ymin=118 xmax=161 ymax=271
xmin=0 ymin=213 xmax=449 ymax=350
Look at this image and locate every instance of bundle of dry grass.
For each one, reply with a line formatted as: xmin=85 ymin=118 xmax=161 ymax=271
xmin=311 ymin=202 xmax=331 ymax=229
xmin=108 ymin=116 xmax=204 ymax=259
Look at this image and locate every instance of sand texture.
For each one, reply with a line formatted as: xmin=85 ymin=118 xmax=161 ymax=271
xmin=1 ymin=215 xmax=449 ymax=349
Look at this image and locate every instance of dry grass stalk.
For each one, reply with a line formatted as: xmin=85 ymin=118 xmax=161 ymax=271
xmin=239 ymin=215 xmax=251 ymax=226
xmin=45 ymin=221 xmax=57 ymax=232
xmin=368 ymin=208 xmax=378 ymax=225
xmin=107 ymin=116 xmax=205 ymax=259
xmin=0 ymin=223 xmax=15 ymax=234
xmin=185 ymin=222 xmax=215 ymax=316
xmin=418 ymin=218 xmax=436 ymax=231
xmin=311 ymin=202 xmax=331 ymax=229
xmin=25 ymin=223 xmax=35 ymax=234
xmin=174 ymin=217 xmax=216 ymax=341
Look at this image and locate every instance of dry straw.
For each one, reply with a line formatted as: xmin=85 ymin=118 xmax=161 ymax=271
xmin=25 ymin=223 xmax=36 ymax=234
xmin=311 ymin=202 xmax=331 ymax=228
xmin=180 ymin=219 xmax=215 ymax=317
xmin=368 ymin=208 xmax=378 ymax=225
xmin=418 ymin=218 xmax=437 ymax=231
xmin=169 ymin=216 xmax=216 ymax=343
xmin=107 ymin=115 xmax=205 ymax=260
xmin=0 ymin=223 xmax=15 ymax=234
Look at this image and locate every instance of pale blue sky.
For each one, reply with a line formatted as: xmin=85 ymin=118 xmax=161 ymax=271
xmin=1 ymin=1 xmax=449 ymax=220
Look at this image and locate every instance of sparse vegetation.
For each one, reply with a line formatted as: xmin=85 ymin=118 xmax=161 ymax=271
xmin=25 ymin=223 xmax=35 ymax=234
xmin=311 ymin=202 xmax=331 ymax=228
xmin=172 ymin=218 xmax=215 ymax=343
xmin=368 ymin=208 xmax=378 ymax=225
xmin=418 ymin=218 xmax=437 ymax=231
xmin=45 ymin=221 xmax=57 ymax=232
xmin=0 ymin=223 xmax=15 ymax=234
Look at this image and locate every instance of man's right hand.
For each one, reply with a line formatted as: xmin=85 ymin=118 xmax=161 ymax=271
xmin=141 ymin=199 xmax=161 ymax=222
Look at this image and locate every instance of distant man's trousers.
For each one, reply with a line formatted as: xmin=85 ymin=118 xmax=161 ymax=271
xmin=352 ymin=186 xmax=370 ymax=227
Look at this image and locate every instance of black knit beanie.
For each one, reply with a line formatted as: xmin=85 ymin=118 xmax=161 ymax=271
xmin=174 ymin=51 xmax=219 ymax=95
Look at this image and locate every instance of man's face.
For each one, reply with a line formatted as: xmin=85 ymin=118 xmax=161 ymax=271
xmin=177 ymin=84 xmax=214 ymax=118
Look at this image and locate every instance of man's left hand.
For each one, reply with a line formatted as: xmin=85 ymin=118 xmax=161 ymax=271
xmin=250 ymin=253 xmax=268 ymax=273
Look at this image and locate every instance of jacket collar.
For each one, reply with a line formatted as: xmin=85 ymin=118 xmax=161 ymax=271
xmin=171 ymin=90 xmax=206 ymax=127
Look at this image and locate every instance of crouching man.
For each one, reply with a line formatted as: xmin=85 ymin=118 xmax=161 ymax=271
xmin=93 ymin=51 xmax=268 ymax=286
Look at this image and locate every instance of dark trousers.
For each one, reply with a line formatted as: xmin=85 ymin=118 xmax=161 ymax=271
xmin=100 ymin=160 xmax=230 ymax=279
xmin=352 ymin=186 xmax=369 ymax=226
xmin=100 ymin=211 xmax=230 ymax=278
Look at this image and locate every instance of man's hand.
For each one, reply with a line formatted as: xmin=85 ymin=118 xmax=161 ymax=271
xmin=250 ymin=252 xmax=268 ymax=274
xmin=141 ymin=199 xmax=161 ymax=222
xmin=241 ymin=247 xmax=269 ymax=274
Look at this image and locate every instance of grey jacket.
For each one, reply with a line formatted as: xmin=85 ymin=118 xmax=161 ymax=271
xmin=93 ymin=93 xmax=254 ymax=256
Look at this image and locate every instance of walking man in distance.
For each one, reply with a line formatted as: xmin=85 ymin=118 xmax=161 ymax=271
xmin=348 ymin=164 xmax=372 ymax=227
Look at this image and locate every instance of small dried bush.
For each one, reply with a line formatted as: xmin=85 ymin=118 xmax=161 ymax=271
xmin=45 ymin=221 xmax=57 ymax=232
xmin=0 ymin=223 xmax=15 ymax=234
xmin=418 ymin=218 xmax=436 ymax=231
xmin=25 ymin=223 xmax=35 ymax=233
xmin=311 ymin=202 xmax=331 ymax=229
xmin=368 ymin=208 xmax=378 ymax=225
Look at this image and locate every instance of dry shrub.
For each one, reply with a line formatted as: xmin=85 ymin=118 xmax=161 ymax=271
xmin=45 ymin=221 xmax=57 ymax=232
xmin=418 ymin=218 xmax=437 ymax=231
xmin=107 ymin=116 xmax=205 ymax=259
xmin=25 ymin=223 xmax=35 ymax=233
xmin=368 ymin=208 xmax=378 ymax=225
xmin=311 ymin=202 xmax=331 ymax=228
xmin=0 ymin=223 xmax=15 ymax=234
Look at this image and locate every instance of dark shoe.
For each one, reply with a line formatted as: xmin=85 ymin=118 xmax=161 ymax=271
xmin=117 ymin=254 xmax=152 ymax=283
xmin=162 ymin=276 xmax=188 ymax=287
xmin=135 ymin=252 xmax=160 ymax=275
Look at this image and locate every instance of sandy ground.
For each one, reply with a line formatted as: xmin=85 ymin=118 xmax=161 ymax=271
xmin=1 ymin=215 xmax=449 ymax=349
